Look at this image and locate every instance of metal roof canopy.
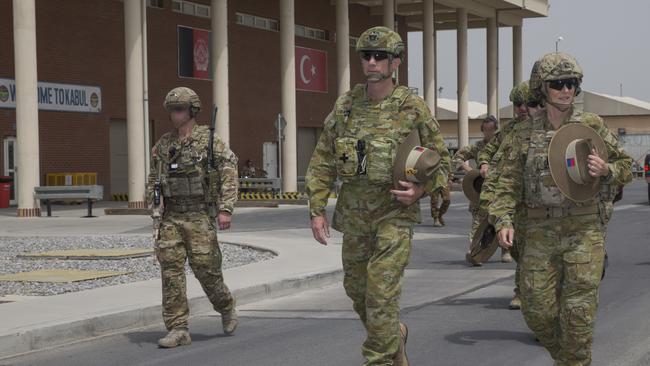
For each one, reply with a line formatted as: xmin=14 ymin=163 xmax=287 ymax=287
xmin=340 ymin=0 xmax=549 ymax=30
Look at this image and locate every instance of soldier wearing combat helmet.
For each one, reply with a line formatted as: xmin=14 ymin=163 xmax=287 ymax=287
xmin=147 ymin=86 xmax=239 ymax=348
xmin=306 ymin=26 xmax=450 ymax=366
xmin=489 ymin=53 xmax=632 ymax=365
xmin=475 ymin=68 xmax=544 ymax=307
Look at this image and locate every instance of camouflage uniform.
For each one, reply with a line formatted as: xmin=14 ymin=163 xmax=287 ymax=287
xmin=489 ymin=53 xmax=633 ymax=365
xmin=453 ymin=140 xmax=488 ymax=240
xmin=479 ymin=81 xmax=539 ymax=300
xmin=306 ymin=27 xmax=450 ymax=366
xmin=147 ymin=88 xmax=239 ymax=335
xmin=430 ymin=172 xmax=452 ymax=226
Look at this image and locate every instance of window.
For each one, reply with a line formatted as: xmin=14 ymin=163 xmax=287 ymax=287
xmin=235 ymin=12 xmax=279 ymax=32
xmin=172 ymin=0 xmax=211 ymax=18
xmin=147 ymin=0 xmax=164 ymax=8
xmin=182 ymin=2 xmax=195 ymax=14
xmin=295 ymin=24 xmax=329 ymax=41
xmin=195 ymin=5 xmax=210 ymax=17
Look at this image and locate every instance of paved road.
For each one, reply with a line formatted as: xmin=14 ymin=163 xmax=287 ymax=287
xmin=4 ymin=180 xmax=650 ymax=366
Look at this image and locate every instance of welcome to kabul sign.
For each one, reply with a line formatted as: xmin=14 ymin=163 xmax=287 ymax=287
xmin=0 ymin=78 xmax=102 ymax=113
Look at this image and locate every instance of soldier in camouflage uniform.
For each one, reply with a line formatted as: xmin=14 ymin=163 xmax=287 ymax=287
xmin=147 ymin=87 xmax=239 ymax=348
xmin=305 ymin=26 xmax=450 ymax=366
xmin=490 ymin=53 xmax=632 ymax=365
xmin=477 ymin=79 xmax=544 ymax=308
xmin=452 ymin=116 xmax=510 ymax=262
xmin=430 ymin=172 xmax=452 ymax=227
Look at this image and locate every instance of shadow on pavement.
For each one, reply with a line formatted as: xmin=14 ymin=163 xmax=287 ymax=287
xmin=444 ymin=330 xmax=539 ymax=347
xmin=437 ymin=296 xmax=514 ymax=310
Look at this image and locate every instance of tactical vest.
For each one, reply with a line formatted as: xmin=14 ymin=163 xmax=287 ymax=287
xmin=522 ymin=112 xmax=613 ymax=209
xmin=332 ymin=85 xmax=413 ymax=185
xmin=160 ymin=129 xmax=211 ymax=203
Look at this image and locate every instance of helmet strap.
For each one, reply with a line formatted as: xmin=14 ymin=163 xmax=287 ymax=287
xmin=365 ymin=54 xmax=398 ymax=83
xmin=546 ymin=100 xmax=572 ymax=113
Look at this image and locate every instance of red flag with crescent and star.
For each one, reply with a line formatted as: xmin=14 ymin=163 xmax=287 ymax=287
xmin=295 ymin=46 xmax=327 ymax=93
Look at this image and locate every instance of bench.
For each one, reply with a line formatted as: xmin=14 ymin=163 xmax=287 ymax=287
xmin=34 ymin=185 xmax=104 ymax=217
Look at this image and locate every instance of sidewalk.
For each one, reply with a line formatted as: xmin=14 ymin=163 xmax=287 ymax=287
xmin=0 ymin=203 xmax=345 ymax=359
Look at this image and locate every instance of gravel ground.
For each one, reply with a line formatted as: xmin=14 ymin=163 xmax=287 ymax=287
xmin=0 ymin=235 xmax=276 ymax=296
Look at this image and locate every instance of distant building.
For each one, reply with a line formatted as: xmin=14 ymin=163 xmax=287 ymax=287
xmin=499 ymin=90 xmax=650 ymax=163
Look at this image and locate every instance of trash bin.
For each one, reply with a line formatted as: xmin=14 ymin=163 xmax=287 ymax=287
xmin=0 ymin=176 xmax=12 ymax=208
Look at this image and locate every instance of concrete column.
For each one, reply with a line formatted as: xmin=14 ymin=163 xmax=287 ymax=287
xmin=124 ymin=0 xmax=147 ymax=208
xmin=513 ymin=25 xmax=523 ymax=85
xmin=383 ymin=0 xmax=394 ymax=30
xmin=280 ymin=0 xmax=297 ymax=192
xmin=423 ymin=0 xmax=436 ymax=116
xmin=212 ymin=0 xmax=230 ymax=145
xmin=142 ymin=0 xmax=150 ymax=179
xmin=486 ymin=16 xmax=498 ymax=118
xmin=336 ymin=0 xmax=350 ymax=96
xmin=12 ymin=0 xmax=41 ymax=217
xmin=457 ymin=8 xmax=469 ymax=148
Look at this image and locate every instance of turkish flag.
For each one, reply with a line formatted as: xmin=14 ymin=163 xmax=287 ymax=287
xmin=295 ymin=46 xmax=327 ymax=93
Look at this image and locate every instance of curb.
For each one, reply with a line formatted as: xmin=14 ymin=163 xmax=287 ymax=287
xmin=0 ymin=269 xmax=343 ymax=360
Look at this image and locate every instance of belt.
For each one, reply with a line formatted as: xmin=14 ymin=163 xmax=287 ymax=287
xmin=526 ymin=205 xmax=599 ymax=219
xmin=166 ymin=201 xmax=207 ymax=213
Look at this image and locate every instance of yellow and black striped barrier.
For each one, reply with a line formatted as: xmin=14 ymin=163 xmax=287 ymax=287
xmin=239 ymin=192 xmax=276 ymax=200
xmin=110 ymin=192 xmax=324 ymax=202
xmin=238 ymin=192 xmax=308 ymax=201
xmin=112 ymin=194 xmax=129 ymax=201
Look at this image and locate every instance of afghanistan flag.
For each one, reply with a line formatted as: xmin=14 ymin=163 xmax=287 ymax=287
xmin=178 ymin=26 xmax=212 ymax=79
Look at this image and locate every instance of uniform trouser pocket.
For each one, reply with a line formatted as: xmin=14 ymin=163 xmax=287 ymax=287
xmin=156 ymin=220 xmax=190 ymax=330
xmin=556 ymin=230 xmax=604 ymax=365
xmin=182 ymin=215 xmax=234 ymax=312
xmin=362 ymin=222 xmax=413 ymax=365
xmin=520 ymin=255 xmax=560 ymax=357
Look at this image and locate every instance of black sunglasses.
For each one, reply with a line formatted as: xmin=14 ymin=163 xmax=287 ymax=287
xmin=547 ymin=78 xmax=579 ymax=91
xmin=526 ymin=101 xmax=540 ymax=108
xmin=361 ymin=51 xmax=390 ymax=61
xmin=168 ymin=105 xmax=188 ymax=112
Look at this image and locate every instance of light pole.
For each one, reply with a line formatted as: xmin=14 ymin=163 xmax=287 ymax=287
xmin=555 ymin=36 xmax=564 ymax=52
xmin=276 ymin=113 xmax=286 ymax=193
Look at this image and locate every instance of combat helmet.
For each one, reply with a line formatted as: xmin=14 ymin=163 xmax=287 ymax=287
xmin=356 ymin=26 xmax=405 ymax=59
xmin=530 ymin=52 xmax=583 ymax=102
xmin=164 ymin=87 xmax=202 ymax=116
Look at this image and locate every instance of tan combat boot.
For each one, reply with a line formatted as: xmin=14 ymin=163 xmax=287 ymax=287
xmin=437 ymin=215 xmax=446 ymax=226
xmin=393 ymin=323 xmax=409 ymax=366
xmin=432 ymin=218 xmax=442 ymax=227
xmin=509 ymin=293 xmax=521 ymax=310
xmin=222 ymin=308 xmax=238 ymax=335
xmin=158 ymin=327 xmax=191 ymax=348
xmin=501 ymin=248 xmax=513 ymax=263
